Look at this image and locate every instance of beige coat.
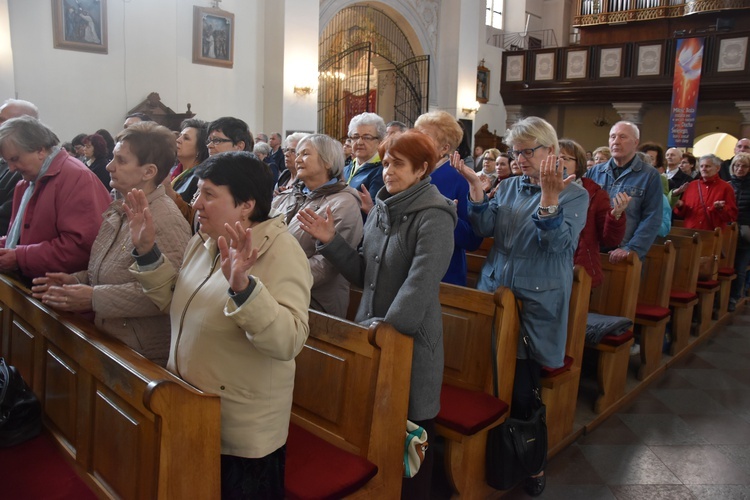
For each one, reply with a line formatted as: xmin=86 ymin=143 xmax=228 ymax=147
xmin=73 ymin=186 xmax=191 ymax=366
xmin=131 ymin=215 xmax=312 ymax=459
xmin=271 ymin=180 xmax=363 ymax=317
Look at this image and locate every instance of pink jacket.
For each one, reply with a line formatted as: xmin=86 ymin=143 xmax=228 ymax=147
xmin=0 ymin=150 xmax=111 ymax=278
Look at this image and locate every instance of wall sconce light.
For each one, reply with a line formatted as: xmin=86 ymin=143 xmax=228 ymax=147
xmin=462 ymin=102 xmax=480 ymax=117
xmin=293 ymin=86 xmax=314 ymax=97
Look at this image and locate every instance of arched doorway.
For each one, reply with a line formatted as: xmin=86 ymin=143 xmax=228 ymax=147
xmin=694 ymin=132 xmax=737 ymax=160
xmin=318 ymin=5 xmax=429 ymax=140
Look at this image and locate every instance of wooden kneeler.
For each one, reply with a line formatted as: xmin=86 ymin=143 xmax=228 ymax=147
xmin=585 ymin=252 xmax=641 ymax=414
xmin=635 ymin=241 xmax=676 ymax=380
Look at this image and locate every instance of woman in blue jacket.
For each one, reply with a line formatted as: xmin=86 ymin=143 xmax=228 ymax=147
xmin=453 ymin=116 xmax=588 ymax=497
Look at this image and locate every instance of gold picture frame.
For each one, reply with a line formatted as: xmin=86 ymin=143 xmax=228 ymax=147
xmin=476 ymin=65 xmax=490 ymax=103
xmin=193 ymin=6 xmax=234 ymax=69
xmin=51 ymin=0 xmax=108 ymax=54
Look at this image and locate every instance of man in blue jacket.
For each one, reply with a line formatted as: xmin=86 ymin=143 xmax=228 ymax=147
xmin=585 ymin=121 xmax=662 ymax=263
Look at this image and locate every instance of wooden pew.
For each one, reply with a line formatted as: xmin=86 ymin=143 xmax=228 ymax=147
xmin=635 ymin=241 xmax=676 ymax=381
xmin=0 ymin=274 xmax=222 ymax=500
xmin=656 ymin=233 xmax=701 ymax=356
xmin=670 ymin=227 xmax=721 ymax=337
xmin=346 ymin=281 xmax=520 ymax=497
xmin=285 ymin=311 xmax=413 ymax=500
xmin=717 ymin=223 xmax=739 ymax=320
xmin=541 ymin=265 xmax=591 ymax=453
xmin=585 ymin=252 xmax=641 ymax=414
xmin=435 ymin=284 xmax=519 ymax=499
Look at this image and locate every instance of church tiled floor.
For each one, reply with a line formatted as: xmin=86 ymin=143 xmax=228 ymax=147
xmin=434 ymin=303 xmax=750 ymax=499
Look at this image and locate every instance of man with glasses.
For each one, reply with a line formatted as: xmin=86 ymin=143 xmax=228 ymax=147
xmin=585 ymin=121 xmax=663 ymax=263
xmin=343 ymin=113 xmax=386 ymax=214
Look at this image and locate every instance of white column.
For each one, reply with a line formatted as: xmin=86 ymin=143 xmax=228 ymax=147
xmin=0 ymin=0 xmax=15 ymax=100
xmin=436 ymin=0 xmax=482 ymax=117
xmin=612 ymin=102 xmax=644 ymax=125
xmin=280 ymin=0 xmax=319 ymax=134
xmin=735 ymin=101 xmax=750 ymax=139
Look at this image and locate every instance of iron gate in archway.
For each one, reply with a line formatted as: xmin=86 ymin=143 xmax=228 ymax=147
xmin=318 ymin=6 xmax=429 ymax=140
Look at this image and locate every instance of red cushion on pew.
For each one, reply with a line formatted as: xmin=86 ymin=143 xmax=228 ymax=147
xmin=599 ymin=329 xmax=634 ymax=347
xmin=285 ymin=423 xmax=377 ymax=500
xmin=636 ymin=304 xmax=671 ymax=322
xmin=718 ymin=267 xmax=736 ymax=277
xmin=670 ymin=290 xmax=698 ymax=303
xmin=437 ymin=383 xmax=509 ymax=435
xmin=541 ymin=355 xmax=573 ymax=378
xmin=697 ymin=280 xmax=720 ymax=289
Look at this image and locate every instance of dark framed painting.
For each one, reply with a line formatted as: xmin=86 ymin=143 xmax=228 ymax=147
xmin=193 ymin=6 xmax=234 ymax=68
xmin=504 ymin=54 xmax=525 ymax=82
xmin=717 ymin=36 xmax=748 ymax=73
xmin=476 ymin=65 xmax=490 ymax=103
xmin=565 ymin=49 xmax=588 ymax=79
xmin=599 ymin=47 xmax=623 ymax=78
xmin=52 ymin=0 xmax=108 ymax=54
xmin=635 ymin=42 xmax=664 ymax=77
xmin=534 ymin=51 xmax=556 ymax=81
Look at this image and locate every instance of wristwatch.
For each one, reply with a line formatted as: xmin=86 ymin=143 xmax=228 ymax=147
xmin=538 ymin=204 xmax=559 ymax=215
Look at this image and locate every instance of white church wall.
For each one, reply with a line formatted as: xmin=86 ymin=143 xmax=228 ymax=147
xmin=5 ymin=0 xmax=264 ymax=141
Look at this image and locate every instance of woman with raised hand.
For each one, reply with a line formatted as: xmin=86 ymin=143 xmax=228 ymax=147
xmin=297 ymin=130 xmax=455 ymax=499
xmin=128 ymin=151 xmax=311 ymax=499
xmin=32 ymin=122 xmax=191 ymax=366
xmin=271 ymin=133 xmax=363 ymax=317
xmin=452 ymin=116 xmax=588 ymax=497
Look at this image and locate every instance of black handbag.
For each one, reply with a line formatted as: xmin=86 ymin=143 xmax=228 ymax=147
xmin=485 ymin=327 xmax=548 ymax=491
xmin=0 ymin=357 xmax=42 ymax=448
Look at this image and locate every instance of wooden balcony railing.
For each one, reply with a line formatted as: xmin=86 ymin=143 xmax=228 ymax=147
xmin=575 ymin=0 xmax=749 ymax=27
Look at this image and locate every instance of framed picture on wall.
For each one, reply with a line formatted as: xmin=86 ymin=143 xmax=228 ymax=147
xmin=51 ymin=0 xmax=108 ymax=54
xmin=476 ymin=65 xmax=490 ymax=103
xmin=636 ymin=43 xmax=663 ymax=77
xmin=717 ymin=36 xmax=748 ymax=73
xmin=534 ymin=52 xmax=555 ymax=81
xmin=193 ymin=6 xmax=235 ymax=68
xmin=565 ymin=49 xmax=588 ymax=79
xmin=505 ymin=54 xmax=524 ymax=82
xmin=599 ymin=47 xmax=623 ymax=78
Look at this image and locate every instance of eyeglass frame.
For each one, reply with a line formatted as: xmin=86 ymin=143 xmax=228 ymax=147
xmin=508 ymin=144 xmax=546 ymax=160
xmin=206 ymin=138 xmax=234 ymax=146
xmin=348 ymin=134 xmax=380 ymax=143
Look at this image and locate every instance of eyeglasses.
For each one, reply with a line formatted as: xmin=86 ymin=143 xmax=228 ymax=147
xmin=283 ymin=148 xmax=296 ymax=154
xmin=558 ymin=155 xmax=576 ymax=162
xmin=509 ymin=145 xmax=546 ymax=160
xmin=349 ymin=134 xmax=379 ymax=143
xmin=206 ymin=138 xmax=233 ymax=146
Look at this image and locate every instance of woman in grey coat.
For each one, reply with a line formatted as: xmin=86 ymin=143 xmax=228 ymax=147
xmin=297 ymin=130 xmax=456 ymax=500
xmin=453 ymin=116 xmax=588 ymax=497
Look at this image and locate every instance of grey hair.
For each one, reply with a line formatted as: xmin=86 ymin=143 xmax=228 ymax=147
xmin=610 ymin=121 xmax=640 ymax=140
xmin=0 ymin=115 xmax=59 ymax=153
xmin=253 ymin=142 xmax=272 ymax=156
xmin=348 ymin=112 xmax=386 ymax=140
xmin=297 ymin=133 xmax=345 ymax=180
xmin=504 ymin=116 xmax=559 ymax=156
xmin=0 ymin=99 xmax=39 ymax=119
xmin=284 ymin=132 xmax=308 ymax=149
xmin=699 ymin=154 xmax=722 ymax=168
xmin=636 ymin=151 xmax=653 ymax=166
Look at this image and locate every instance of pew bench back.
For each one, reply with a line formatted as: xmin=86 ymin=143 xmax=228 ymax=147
xmin=0 ymin=275 xmax=221 ymax=500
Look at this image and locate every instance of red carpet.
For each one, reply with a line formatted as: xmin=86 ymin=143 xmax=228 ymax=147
xmin=0 ymin=433 xmax=97 ymax=500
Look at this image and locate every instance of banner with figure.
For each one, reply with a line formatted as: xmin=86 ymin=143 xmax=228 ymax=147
xmin=668 ymin=38 xmax=704 ymax=148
